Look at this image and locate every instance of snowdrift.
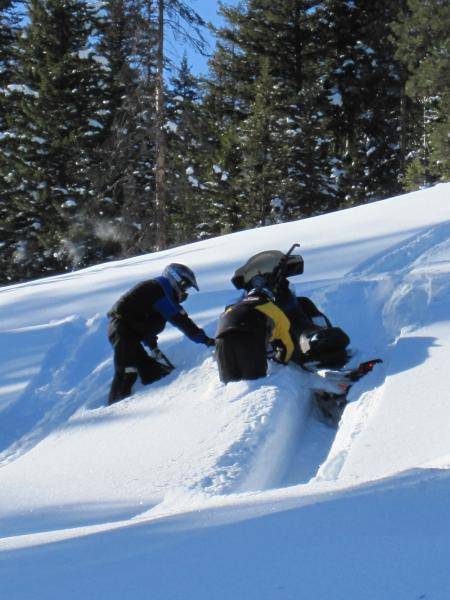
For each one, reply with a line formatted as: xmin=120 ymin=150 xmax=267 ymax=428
xmin=0 ymin=184 xmax=449 ymax=599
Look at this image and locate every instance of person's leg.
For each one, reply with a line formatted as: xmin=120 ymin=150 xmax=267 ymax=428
xmin=216 ymin=332 xmax=267 ymax=383
xmin=286 ymin=302 xmax=317 ymax=366
xmin=216 ymin=335 xmax=243 ymax=383
xmin=108 ymin=368 xmax=138 ymax=404
xmin=108 ymin=338 xmax=138 ymax=404
xmin=108 ymin=319 xmax=140 ymax=404
xmin=236 ymin=332 xmax=267 ymax=380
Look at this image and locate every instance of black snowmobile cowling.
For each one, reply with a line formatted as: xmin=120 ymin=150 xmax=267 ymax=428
xmin=231 ymin=248 xmax=304 ymax=291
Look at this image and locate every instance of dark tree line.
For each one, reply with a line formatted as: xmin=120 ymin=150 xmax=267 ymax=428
xmin=0 ymin=0 xmax=448 ymax=284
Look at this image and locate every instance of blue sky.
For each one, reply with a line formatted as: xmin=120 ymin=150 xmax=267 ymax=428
xmin=168 ymin=0 xmax=237 ymax=76
xmin=14 ymin=0 xmax=235 ymax=77
xmin=14 ymin=0 xmax=232 ymax=78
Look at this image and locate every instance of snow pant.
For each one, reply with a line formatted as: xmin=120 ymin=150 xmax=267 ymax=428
xmin=276 ymin=296 xmax=320 ymax=366
xmin=298 ymin=326 xmax=350 ymax=368
xmin=215 ymin=330 xmax=267 ymax=383
xmin=286 ymin=297 xmax=340 ymax=366
xmin=108 ymin=318 xmax=169 ymax=404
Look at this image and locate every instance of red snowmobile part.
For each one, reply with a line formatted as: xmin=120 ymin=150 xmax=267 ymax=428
xmin=346 ymin=359 xmax=383 ymax=382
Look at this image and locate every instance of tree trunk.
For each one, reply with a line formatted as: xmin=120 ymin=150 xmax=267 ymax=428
xmin=154 ymin=0 xmax=167 ymax=249
xmin=399 ymin=83 xmax=406 ymax=179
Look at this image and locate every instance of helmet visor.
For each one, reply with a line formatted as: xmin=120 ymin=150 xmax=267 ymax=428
xmin=179 ymin=279 xmax=192 ymax=292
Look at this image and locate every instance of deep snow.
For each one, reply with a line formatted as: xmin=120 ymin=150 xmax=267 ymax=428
xmin=0 ymin=184 xmax=449 ymax=599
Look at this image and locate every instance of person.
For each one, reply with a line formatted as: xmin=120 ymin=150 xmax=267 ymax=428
xmin=215 ymin=287 xmax=294 ymax=383
xmin=107 ymin=263 xmax=215 ymax=404
xmin=274 ymin=277 xmax=350 ymax=369
xmin=230 ymin=247 xmax=350 ymax=370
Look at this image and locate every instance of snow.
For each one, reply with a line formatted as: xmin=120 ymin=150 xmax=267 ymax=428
xmin=329 ymin=89 xmax=343 ymax=106
xmin=0 ymin=183 xmax=450 ymax=599
xmin=188 ymin=174 xmax=200 ymax=187
xmin=61 ymin=199 xmax=77 ymax=208
xmin=6 ymin=84 xmax=39 ymax=98
xmin=78 ymin=49 xmax=108 ymax=66
xmin=88 ymin=119 xmax=103 ymax=129
xmin=270 ymin=196 xmax=284 ymax=210
xmin=165 ymin=120 xmax=178 ymax=133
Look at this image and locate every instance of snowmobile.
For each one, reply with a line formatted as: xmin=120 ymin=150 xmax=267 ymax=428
xmin=303 ymin=358 xmax=382 ymax=425
xmin=231 ymin=244 xmax=382 ymax=424
xmin=231 ymin=243 xmax=304 ymax=292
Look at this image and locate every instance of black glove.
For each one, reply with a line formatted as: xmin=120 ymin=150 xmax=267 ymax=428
xmin=151 ymin=347 xmax=165 ymax=362
xmin=271 ymin=341 xmax=287 ymax=364
xmin=204 ymin=336 xmax=215 ymax=347
xmin=159 ymin=362 xmax=173 ymax=376
xmin=274 ymin=347 xmax=287 ymax=364
xmin=151 ymin=348 xmax=175 ymax=372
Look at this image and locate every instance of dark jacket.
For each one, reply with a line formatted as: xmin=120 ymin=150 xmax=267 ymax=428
xmin=216 ymin=292 xmax=294 ymax=363
xmin=108 ymin=276 xmax=209 ymax=344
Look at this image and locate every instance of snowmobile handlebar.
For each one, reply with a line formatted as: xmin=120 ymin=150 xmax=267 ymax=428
xmin=286 ymin=242 xmax=301 ymax=256
xmin=272 ymin=243 xmax=301 ymax=292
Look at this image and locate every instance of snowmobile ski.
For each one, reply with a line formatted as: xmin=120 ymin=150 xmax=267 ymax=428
xmin=314 ymin=391 xmax=348 ymax=425
xmin=309 ymin=359 xmax=382 ymax=426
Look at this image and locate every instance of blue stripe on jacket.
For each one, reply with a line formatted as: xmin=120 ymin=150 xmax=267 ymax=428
xmin=153 ymin=276 xmax=180 ymax=318
xmin=153 ymin=276 xmax=206 ymax=344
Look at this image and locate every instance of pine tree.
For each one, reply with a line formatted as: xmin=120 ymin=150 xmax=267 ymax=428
xmin=204 ymin=0 xmax=333 ymax=227
xmin=0 ymin=1 xmax=17 ymax=133
xmin=391 ymin=0 xmax=450 ymax=188
xmin=0 ymin=1 xmax=20 ymax=282
xmin=1 ymin=0 xmax=107 ymax=282
xmin=138 ymin=0 xmax=206 ymax=251
xmin=92 ymin=0 xmax=206 ymax=258
xmin=165 ymin=54 xmax=209 ymax=244
xmin=201 ymin=121 xmax=244 ymax=236
xmin=317 ymin=0 xmax=407 ymax=205
xmin=90 ymin=0 xmax=157 ymax=261
xmin=200 ymin=14 xmax=248 ymax=236
xmin=206 ymin=2 xmax=254 ymax=122
xmin=237 ymin=57 xmax=288 ymax=226
xmin=210 ymin=0 xmax=321 ymax=110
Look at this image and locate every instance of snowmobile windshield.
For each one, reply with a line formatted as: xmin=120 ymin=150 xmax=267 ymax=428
xmin=231 ymin=250 xmax=304 ymax=290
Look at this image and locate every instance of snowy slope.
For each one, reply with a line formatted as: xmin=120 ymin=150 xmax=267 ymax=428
xmin=0 ymin=184 xmax=449 ymax=600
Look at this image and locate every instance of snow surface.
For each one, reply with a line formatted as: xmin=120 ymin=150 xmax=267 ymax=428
xmin=0 ymin=184 xmax=449 ymax=599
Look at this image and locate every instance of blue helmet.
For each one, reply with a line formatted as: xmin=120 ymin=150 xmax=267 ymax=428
xmin=163 ymin=263 xmax=199 ymax=302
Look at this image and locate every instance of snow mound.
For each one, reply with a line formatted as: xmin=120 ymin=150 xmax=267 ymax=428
xmin=311 ymin=221 xmax=450 ymax=483
xmin=0 ymin=183 xmax=449 ymax=599
xmin=0 ymin=324 xmax=314 ymax=537
xmin=0 ymin=315 xmax=110 ymax=466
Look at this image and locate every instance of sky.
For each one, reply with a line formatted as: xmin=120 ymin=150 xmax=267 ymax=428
xmin=168 ymin=0 xmax=237 ymax=75
xmin=13 ymin=0 xmax=235 ymax=77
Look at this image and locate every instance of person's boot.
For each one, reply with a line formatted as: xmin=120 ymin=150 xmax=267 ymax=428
xmin=108 ymin=370 xmax=137 ymax=404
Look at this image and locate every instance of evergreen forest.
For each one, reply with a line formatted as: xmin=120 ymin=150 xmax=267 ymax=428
xmin=0 ymin=0 xmax=449 ymax=284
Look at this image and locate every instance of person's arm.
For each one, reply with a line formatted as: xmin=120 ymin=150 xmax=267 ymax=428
xmin=256 ymin=302 xmax=294 ymax=363
xmin=154 ymin=295 xmax=213 ymax=345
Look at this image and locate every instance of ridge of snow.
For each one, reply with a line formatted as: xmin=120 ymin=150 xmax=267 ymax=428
xmin=0 ymin=183 xmax=449 ymax=599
